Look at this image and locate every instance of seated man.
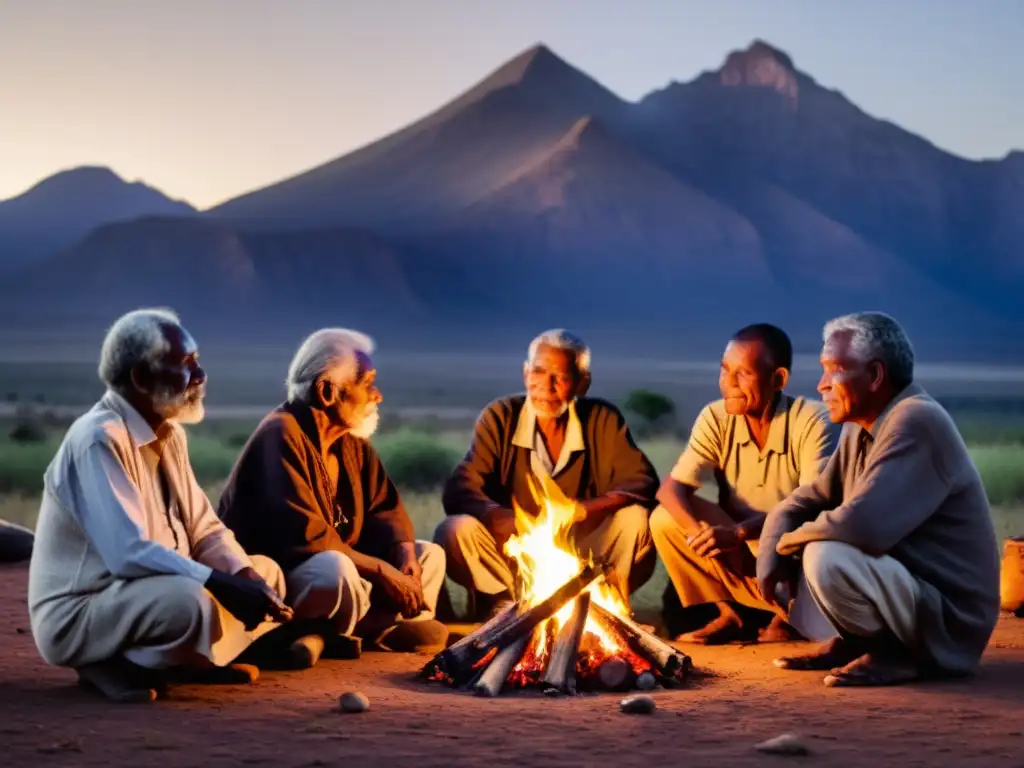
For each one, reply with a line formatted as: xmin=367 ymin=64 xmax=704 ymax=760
xmin=29 ymin=309 xmax=291 ymax=703
xmin=652 ymin=323 xmax=837 ymax=644
xmin=759 ymin=312 xmax=1001 ymax=687
xmin=434 ymin=329 xmax=659 ymax=620
xmin=218 ymin=329 xmax=447 ymax=666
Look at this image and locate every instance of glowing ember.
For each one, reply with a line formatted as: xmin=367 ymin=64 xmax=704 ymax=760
xmin=503 ymin=475 xmax=650 ymax=687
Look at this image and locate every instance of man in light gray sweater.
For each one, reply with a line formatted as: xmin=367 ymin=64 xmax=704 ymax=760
xmin=758 ymin=312 xmax=1000 ymax=687
xmin=29 ymin=308 xmax=292 ymax=703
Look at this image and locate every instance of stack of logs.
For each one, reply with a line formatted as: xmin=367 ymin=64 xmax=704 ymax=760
xmin=419 ymin=561 xmax=693 ymax=697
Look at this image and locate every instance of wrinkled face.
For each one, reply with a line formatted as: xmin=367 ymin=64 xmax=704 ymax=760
xmin=524 ymin=344 xmax=580 ymax=419
xmin=136 ymin=324 xmax=207 ymax=425
xmin=818 ymin=330 xmax=878 ymax=423
xmin=718 ymin=339 xmax=778 ymax=417
xmin=336 ymin=351 xmax=382 ymax=439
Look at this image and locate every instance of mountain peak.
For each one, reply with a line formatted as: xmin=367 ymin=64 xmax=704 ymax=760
xmin=716 ymin=39 xmax=799 ymax=104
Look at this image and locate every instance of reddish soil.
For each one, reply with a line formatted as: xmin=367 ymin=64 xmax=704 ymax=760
xmin=2 ymin=562 xmax=1022 ymax=767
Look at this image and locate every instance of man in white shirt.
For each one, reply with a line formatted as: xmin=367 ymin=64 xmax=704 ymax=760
xmin=28 ymin=308 xmax=292 ymax=703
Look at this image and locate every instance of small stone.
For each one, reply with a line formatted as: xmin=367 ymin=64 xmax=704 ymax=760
xmin=754 ymin=733 xmax=809 ymax=755
xmin=635 ymin=671 xmax=657 ymax=690
xmin=338 ymin=691 xmax=369 ymax=713
xmin=620 ymin=694 xmax=656 ymax=715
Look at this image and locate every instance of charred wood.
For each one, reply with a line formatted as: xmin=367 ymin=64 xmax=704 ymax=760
xmin=540 ymin=593 xmax=591 ymax=695
xmin=472 ymin=633 xmax=531 ymax=697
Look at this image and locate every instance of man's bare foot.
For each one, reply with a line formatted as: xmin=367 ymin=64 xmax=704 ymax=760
xmin=675 ymin=605 xmax=743 ymax=645
xmin=823 ymin=652 xmax=920 ymax=687
xmin=773 ymin=635 xmax=863 ymax=670
xmin=758 ymin=616 xmax=804 ymax=643
xmin=76 ymin=657 xmax=164 ymax=703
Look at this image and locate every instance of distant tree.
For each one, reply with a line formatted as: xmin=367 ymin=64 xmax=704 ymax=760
xmin=624 ymin=389 xmax=676 ymax=424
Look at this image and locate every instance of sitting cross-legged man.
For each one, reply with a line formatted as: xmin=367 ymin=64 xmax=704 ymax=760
xmin=218 ymin=329 xmax=447 ymax=667
xmin=759 ymin=312 xmax=1001 ymax=687
xmin=651 ymin=323 xmax=838 ymax=645
xmin=434 ymin=329 xmax=659 ymax=620
xmin=28 ymin=308 xmax=292 ymax=703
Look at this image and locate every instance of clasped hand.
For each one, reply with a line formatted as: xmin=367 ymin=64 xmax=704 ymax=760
xmin=206 ymin=567 xmax=293 ymax=631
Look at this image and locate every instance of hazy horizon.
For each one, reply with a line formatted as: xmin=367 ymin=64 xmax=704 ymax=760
xmin=2 ymin=0 xmax=1022 ymax=208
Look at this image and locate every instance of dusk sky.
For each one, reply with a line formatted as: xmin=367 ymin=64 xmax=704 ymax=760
xmin=2 ymin=0 xmax=1021 ymax=209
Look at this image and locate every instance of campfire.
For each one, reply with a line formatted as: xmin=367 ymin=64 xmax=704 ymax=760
xmin=421 ymin=476 xmax=692 ymax=697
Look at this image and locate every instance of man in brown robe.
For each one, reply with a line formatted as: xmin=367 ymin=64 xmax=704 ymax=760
xmin=434 ymin=329 xmax=659 ymax=620
xmin=759 ymin=312 xmax=1001 ymax=686
xmin=219 ymin=329 xmax=447 ymax=666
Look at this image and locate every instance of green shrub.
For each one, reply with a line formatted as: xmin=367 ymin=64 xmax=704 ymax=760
xmin=374 ymin=430 xmax=462 ymax=491
xmin=970 ymin=444 xmax=1024 ymax=507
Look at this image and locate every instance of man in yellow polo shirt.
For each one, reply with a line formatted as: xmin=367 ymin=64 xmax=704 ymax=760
xmin=651 ymin=323 xmax=838 ymax=644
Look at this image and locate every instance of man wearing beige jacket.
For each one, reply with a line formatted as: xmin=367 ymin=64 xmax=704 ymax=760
xmin=29 ymin=308 xmax=292 ymax=703
xmin=759 ymin=312 xmax=1001 ymax=687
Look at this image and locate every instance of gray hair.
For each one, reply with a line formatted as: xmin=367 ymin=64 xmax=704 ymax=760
xmin=98 ymin=307 xmax=181 ymax=391
xmin=286 ymin=328 xmax=375 ymax=403
xmin=526 ymin=329 xmax=591 ymax=375
xmin=823 ymin=311 xmax=914 ymax=389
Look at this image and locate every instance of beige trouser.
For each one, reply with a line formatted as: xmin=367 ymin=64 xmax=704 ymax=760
xmin=650 ymin=505 xmax=835 ymax=641
xmin=32 ymin=555 xmax=286 ymax=671
xmin=433 ymin=504 xmax=654 ymax=598
xmin=285 ymin=541 xmax=446 ymax=637
xmin=802 ymin=541 xmax=919 ymax=648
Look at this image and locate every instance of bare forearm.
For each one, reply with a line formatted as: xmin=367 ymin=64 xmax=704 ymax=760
xmin=656 ymin=478 xmax=735 ymax=532
xmin=581 ymin=492 xmax=635 ymax=520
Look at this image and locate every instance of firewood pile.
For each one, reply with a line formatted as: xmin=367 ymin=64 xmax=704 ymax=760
xmin=419 ymin=560 xmax=693 ymax=697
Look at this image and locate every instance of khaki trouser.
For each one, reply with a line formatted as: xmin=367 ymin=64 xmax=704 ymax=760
xmin=32 ymin=555 xmax=286 ymax=670
xmin=433 ymin=504 xmax=654 ymax=599
xmin=285 ymin=541 xmax=446 ymax=638
xmin=650 ymin=504 xmax=835 ymax=641
xmin=802 ymin=541 xmax=919 ymax=648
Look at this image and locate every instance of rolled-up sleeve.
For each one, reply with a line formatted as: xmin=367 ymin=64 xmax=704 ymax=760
xmin=67 ymin=441 xmax=212 ymax=583
xmin=669 ymin=405 xmax=722 ymax=488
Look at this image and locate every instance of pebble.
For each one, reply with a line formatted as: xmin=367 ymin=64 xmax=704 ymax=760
xmin=619 ymin=694 xmax=656 ymax=715
xmin=754 ymin=733 xmax=809 ymax=755
xmin=635 ymin=671 xmax=657 ymax=691
xmin=338 ymin=692 xmax=370 ymax=713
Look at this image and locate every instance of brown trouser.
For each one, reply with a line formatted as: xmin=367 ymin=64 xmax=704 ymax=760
xmin=649 ymin=500 xmax=782 ymax=617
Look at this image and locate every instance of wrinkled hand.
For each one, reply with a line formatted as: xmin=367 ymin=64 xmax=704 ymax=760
xmin=687 ymin=522 xmax=741 ymax=559
xmin=758 ymin=562 xmax=798 ymax=610
xmin=395 ymin=542 xmax=423 ymax=585
xmin=375 ymin=561 xmax=426 ymax=619
xmin=206 ymin=569 xmax=293 ymax=630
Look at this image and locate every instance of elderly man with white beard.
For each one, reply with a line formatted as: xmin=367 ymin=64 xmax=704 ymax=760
xmin=218 ymin=328 xmax=448 ymax=667
xmin=28 ymin=308 xmax=293 ymax=703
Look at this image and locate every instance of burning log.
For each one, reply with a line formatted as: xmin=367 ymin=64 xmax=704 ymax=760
xmin=419 ymin=602 xmax=519 ymax=684
xmin=590 ymin=603 xmax=692 ymax=686
xmin=596 ymin=657 xmax=635 ymax=691
xmin=473 ymin=633 xmax=531 ymax=698
xmin=477 ymin=559 xmax=609 ymax=654
xmin=421 ymin=561 xmax=608 ymax=687
xmin=540 ymin=593 xmax=591 ymax=695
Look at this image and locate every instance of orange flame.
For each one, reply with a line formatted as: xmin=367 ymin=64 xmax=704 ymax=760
xmin=503 ymin=474 xmax=641 ymax=680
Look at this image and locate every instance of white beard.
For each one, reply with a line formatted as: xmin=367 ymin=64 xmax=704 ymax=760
xmin=348 ymin=405 xmax=380 ymax=439
xmin=530 ymin=397 xmax=570 ymax=419
xmin=153 ymin=385 xmax=206 ymax=425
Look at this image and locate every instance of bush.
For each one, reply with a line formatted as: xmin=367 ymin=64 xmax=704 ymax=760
xmin=971 ymin=444 xmax=1024 ymax=507
xmin=623 ymin=389 xmax=677 ymax=437
xmin=374 ymin=430 xmax=462 ymax=491
xmin=9 ymin=421 xmax=47 ymax=444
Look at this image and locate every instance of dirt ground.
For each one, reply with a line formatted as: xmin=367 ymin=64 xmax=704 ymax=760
xmin=2 ymin=564 xmax=1022 ymax=767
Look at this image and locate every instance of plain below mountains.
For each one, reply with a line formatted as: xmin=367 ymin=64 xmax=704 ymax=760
xmin=2 ymin=41 xmax=1022 ymax=361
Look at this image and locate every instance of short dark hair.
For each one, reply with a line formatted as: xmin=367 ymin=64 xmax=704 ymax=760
xmin=731 ymin=323 xmax=793 ymax=372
